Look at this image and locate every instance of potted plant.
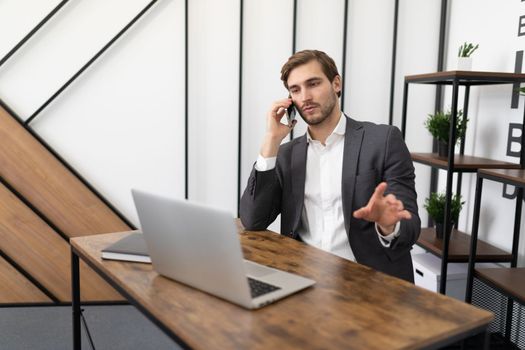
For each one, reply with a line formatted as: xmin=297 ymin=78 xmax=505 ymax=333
xmin=424 ymin=192 xmax=464 ymax=239
xmin=424 ymin=109 xmax=468 ymax=157
xmin=519 ymin=86 xmax=525 ymax=95
xmin=457 ymin=42 xmax=479 ymax=70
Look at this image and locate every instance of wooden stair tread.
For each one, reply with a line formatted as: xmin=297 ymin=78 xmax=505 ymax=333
xmin=0 ymin=182 xmax=122 ymax=302
xmin=0 ymin=105 xmax=130 ymax=237
xmin=0 ymin=255 xmax=51 ymax=303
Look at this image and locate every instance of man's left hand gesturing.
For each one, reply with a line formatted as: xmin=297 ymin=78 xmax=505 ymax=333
xmin=353 ymin=182 xmax=412 ymax=235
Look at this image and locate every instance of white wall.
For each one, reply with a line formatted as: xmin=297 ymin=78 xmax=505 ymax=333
xmin=345 ymin=0 xmax=395 ymax=125
xmin=2 ymin=1 xmax=521 ymax=265
xmin=0 ymin=0 xmax=58 ymax=59
xmin=292 ymin=0 xmax=345 ymax=138
xmin=187 ymin=0 xmax=240 ymax=214
xmin=241 ymin=0 xmax=294 ymax=232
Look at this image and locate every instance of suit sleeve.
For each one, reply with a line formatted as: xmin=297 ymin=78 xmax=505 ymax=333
xmin=239 ymin=165 xmax=282 ymax=231
xmin=381 ymin=126 xmax=421 ymax=260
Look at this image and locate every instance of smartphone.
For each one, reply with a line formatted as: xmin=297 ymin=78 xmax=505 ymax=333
xmin=286 ymin=101 xmax=297 ymax=125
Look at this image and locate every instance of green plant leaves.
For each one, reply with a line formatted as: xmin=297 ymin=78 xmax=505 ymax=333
xmin=458 ymin=42 xmax=479 ymax=57
xmin=424 ymin=109 xmax=468 ymax=144
xmin=424 ymin=192 xmax=465 ymax=223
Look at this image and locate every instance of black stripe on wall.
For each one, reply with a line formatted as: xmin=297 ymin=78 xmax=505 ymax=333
xmin=237 ymin=0 xmax=244 ymax=216
xmin=0 ymin=0 xmax=69 ymax=68
xmin=388 ymin=0 xmax=399 ymax=126
xmin=434 ymin=0 xmax=448 ymax=112
xmin=292 ymin=0 xmax=298 ymax=54
xmin=341 ymin=0 xmax=349 ymax=111
xmin=290 ymin=0 xmax=298 ymax=141
xmin=185 ymin=0 xmax=189 ymax=199
xmin=428 ymin=0 xmax=449 ymax=227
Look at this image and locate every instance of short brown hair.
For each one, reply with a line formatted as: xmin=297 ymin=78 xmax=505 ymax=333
xmin=280 ymin=50 xmax=341 ymax=97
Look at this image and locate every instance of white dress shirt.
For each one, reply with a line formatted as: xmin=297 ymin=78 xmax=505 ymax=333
xmin=256 ymin=114 xmax=399 ymax=261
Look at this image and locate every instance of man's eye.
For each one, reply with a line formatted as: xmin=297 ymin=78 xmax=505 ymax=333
xmin=309 ymin=81 xmax=320 ymax=87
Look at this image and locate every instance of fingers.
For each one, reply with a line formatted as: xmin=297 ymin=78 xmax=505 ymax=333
xmin=355 ymin=182 xmax=412 ymax=225
xmin=385 ymin=194 xmax=396 ymax=203
xmin=269 ymin=99 xmax=292 ymax=121
xmin=372 ymin=182 xmax=387 ymax=200
xmin=385 ymin=209 xmax=412 ymax=224
xmin=353 ymin=206 xmax=369 ymax=219
xmin=355 ymin=205 xmax=409 ymax=221
xmin=385 ymin=194 xmax=404 ymax=211
xmin=398 ymin=210 xmax=412 ymax=220
xmin=265 ymin=99 xmax=296 ymax=140
xmin=355 ymin=183 xmax=389 ymax=220
xmin=386 ymin=195 xmax=408 ymax=219
xmin=354 ymin=198 xmax=411 ymax=225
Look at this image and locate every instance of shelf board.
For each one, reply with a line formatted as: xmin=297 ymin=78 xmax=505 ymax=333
xmin=479 ymin=168 xmax=525 ymax=187
xmin=417 ymin=228 xmax=512 ymax=263
xmin=411 ymin=153 xmax=520 ymax=172
xmin=475 ymin=268 xmax=525 ymax=304
xmin=405 ymin=71 xmax=525 ymax=85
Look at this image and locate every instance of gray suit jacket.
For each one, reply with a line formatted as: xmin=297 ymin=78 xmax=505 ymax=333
xmin=240 ymin=116 xmax=420 ymax=282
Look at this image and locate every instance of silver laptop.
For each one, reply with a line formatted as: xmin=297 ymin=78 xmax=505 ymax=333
xmin=132 ymin=189 xmax=315 ymax=309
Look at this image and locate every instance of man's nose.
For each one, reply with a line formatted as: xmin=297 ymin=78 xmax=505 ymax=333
xmin=300 ymin=90 xmax=312 ymax=103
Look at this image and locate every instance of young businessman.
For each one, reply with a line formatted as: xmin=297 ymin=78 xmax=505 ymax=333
xmin=240 ymin=50 xmax=420 ymax=282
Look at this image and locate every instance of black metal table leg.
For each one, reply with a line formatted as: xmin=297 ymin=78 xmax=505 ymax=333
xmin=72 ymin=250 xmax=81 ymax=350
xmin=482 ymin=329 xmax=490 ymax=350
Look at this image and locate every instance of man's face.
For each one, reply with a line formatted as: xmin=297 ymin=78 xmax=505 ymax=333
xmin=286 ymin=60 xmax=341 ymax=126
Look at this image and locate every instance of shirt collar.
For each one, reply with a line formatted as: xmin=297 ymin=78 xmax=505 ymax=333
xmin=306 ymin=112 xmax=346 ymax=143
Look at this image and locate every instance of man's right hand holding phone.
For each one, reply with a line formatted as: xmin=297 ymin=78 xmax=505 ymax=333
xmin=260 ymin=98 xmax=297 ymax=158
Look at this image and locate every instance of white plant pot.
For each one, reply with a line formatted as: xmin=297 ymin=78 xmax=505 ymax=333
xmin=457 ymin=57 xmax=472 ymax=71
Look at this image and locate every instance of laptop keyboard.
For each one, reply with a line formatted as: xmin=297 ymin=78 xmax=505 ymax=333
xmin=247 ymin=277 xmax=281 ymax=298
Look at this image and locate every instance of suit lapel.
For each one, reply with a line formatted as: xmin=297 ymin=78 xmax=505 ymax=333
xmin=342 ymin=116 xmax=364 ymax=233
xmin=291 ymin=135 xmax=308 ymax=230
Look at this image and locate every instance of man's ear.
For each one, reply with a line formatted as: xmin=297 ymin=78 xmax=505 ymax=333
xmin=332 ymin=75 xmax=342 ymax=95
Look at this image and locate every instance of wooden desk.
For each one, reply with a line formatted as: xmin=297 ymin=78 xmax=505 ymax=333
xmin=71 ymin=230 xmax=493 ymax=350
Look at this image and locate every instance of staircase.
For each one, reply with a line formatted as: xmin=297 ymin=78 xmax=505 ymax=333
xmin=0 ymin=103 xmax=132 ymax=303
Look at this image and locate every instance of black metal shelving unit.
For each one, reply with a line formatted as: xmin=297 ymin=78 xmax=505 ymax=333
xmin=401 ymin=70 xmax=525 ymax=294
xmin=465 ymin=168 xmax=525 ymax=349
